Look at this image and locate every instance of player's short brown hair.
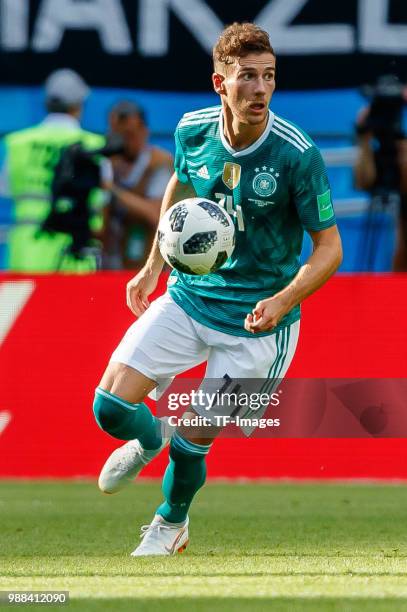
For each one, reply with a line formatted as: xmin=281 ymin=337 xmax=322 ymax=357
xmin=213 ymin=22 xmax=275 ymax=73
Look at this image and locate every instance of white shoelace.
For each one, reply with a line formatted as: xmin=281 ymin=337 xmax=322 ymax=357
xmin=139 ymin=523 xmax=174 ymax=539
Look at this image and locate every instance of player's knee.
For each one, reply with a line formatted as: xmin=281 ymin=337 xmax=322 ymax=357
xmin=93 ymin=387 xmax=153 ymax=440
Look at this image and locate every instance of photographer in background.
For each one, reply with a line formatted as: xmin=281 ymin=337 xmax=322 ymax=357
xmin=354 ymin=74 xmax=407 ymax=271
xmin=103 ymin=101 xmax=173 ymax=269
xmin=0 ymin=69 xmax=110 ymax=272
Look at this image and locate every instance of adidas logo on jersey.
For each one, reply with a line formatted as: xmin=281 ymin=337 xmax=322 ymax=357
xmin=197 ymin=165 xmax=210 ymax=180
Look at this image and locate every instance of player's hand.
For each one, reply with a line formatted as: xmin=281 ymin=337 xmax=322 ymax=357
xmin=244 ymin=295 xmax=291 ymax=334
xmin=126 ymin=267 xmax=160 ymax=317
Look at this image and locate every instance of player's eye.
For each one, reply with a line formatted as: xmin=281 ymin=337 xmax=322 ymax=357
xmin=242 ymin=73 xmax=255 ymax=81
xmin=264 ymin=73 xmax=274 ymax=81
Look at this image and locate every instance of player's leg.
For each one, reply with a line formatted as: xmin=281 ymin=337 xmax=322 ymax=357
xmin=155 ymin=414 xmax=214 ymax=510
xmin=94 ymin=362 xmax=162 ymax=448
xmin=130 ymin=319 xmax=301 ymax=556
xmin=95 ymin=294 xmax=209 ymax=493
xmin=136 ymin=379 xmax=231 ymax=555
xmin=131 ymin=413 xmax=216 ymax=556
xmin=95 ymin=362 xmax=169 ymax=494
xmin=99 ymin=361 xmax=156 ymax=402
xmin=130 ymin=325 xmax=223 ymax=556
xmin=146 ymin=320 xmax=300 ymax=547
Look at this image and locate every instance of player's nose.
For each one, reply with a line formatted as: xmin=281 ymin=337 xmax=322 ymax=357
xmin=253 ymin=77 xmax=267 ymax=95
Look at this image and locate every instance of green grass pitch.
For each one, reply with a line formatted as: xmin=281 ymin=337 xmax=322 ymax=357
xmin=1 ymin=481 xmax=407 ymax=611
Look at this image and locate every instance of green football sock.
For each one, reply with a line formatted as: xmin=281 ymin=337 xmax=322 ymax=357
xmin=93 ymin=388 xmax=162 ymax=449
xmin=156 ymin=432 xmax=211 ymax=523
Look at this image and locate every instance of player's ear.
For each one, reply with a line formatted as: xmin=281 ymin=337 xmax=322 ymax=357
xmin=212 ymin=73 xmax=226 ymax=95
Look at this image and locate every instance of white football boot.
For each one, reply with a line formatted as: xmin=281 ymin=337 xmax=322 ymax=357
xmin=131 ymin=514 xmax=189 ymax=556
xmin=98 ymin=437 xmax=169 ymax=494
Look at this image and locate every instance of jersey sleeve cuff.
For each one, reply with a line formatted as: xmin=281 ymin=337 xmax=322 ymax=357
xmin=304 ymin=217 xmax=337 ymax=232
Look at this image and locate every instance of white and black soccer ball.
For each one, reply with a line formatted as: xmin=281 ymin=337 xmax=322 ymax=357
xmin=158 ymin=198 xmax=235 ymax=275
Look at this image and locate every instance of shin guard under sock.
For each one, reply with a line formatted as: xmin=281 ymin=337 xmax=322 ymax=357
xmin=93 ymin=387 xmax=162 ymax=449
xmin=156 ymin=432 xmax=212 ymax=523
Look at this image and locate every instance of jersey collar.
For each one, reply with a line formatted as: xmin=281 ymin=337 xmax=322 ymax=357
xmin=219 ymin=109 xmax=275 ymax=158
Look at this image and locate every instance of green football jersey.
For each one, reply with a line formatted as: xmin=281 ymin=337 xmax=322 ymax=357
xmin=168 ymin=105 xmax=336 ymax=337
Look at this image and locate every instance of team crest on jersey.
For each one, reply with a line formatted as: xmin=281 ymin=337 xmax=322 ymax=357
xmin=222 ymin=162 xmax=241 ymax=190
xmin=252 ymin=167 xmax=279 ymax=198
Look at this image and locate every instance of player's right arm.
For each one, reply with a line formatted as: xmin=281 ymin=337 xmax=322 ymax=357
xmin=126 ymin=172 xmax=195 ymax=316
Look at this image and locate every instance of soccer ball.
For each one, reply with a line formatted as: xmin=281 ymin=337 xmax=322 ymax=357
xmin=158 ymin=198 xmax=235 ymax=275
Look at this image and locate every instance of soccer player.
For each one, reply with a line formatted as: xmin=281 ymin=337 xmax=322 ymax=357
xmin=93 ymin=22 xmax=342 ymax=556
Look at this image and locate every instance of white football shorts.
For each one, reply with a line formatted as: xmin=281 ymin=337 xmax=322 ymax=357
xmin=110 ymin=292 xmax=300 ymax=425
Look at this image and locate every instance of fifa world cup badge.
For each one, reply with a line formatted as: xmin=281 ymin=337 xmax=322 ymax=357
xmin=222 ymin=162 xmax=242 ymax=190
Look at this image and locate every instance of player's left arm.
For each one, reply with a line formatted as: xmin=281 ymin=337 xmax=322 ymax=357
xmin=245 ymin=143 xmax=343 ymax=334
xmin=245 ymin=226 xmax=342 ymax=333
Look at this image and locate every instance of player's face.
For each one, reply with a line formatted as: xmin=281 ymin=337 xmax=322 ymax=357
xmin=219 ymin=53 xmax=276 ymax=125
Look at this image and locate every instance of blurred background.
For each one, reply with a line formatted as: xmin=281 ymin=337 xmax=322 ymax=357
xmin=1 ymin=0 xmax=407 ymax=481
xmin=1 ymin=0 xmax=407 ymax=273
